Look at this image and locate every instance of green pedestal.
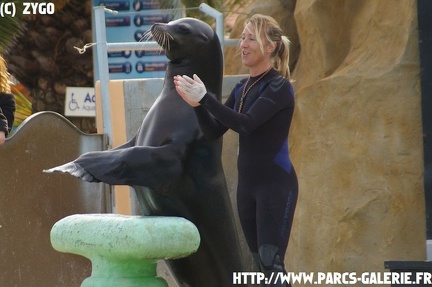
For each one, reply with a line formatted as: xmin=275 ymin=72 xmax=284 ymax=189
xmin=50 ymin=214 xmax=200 ymax=287
xmin=80 ymin=258 xmax=166 ymax=287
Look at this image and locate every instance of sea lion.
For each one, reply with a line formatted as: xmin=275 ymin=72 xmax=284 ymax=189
xmin=45 ymin=18 xmax=246 ymax=286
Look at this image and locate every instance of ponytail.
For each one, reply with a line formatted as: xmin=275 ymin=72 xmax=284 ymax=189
xmin=273 ymin=35 xmax=291 ymax=80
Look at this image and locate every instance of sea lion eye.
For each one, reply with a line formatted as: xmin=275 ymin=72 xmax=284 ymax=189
xmin=177 ymin=24 xmax=190 ymax=34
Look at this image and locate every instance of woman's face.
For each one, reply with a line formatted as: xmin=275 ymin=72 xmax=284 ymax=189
xmin=240 ymin=22 xmax=271 ymax=69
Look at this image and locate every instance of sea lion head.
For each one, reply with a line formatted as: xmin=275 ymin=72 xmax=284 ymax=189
xmin=150 ymin=17 xmax=223 ymax=99
xmin=150 ymin=17 xmax=220 ymax=63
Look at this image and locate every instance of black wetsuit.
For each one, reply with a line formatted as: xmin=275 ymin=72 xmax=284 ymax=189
xmin=195 ymin=68 xmax=298 ymax=281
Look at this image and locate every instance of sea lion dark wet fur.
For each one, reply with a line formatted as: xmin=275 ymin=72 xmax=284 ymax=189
xmin=45 ymin=18 xmax=246 ymax=286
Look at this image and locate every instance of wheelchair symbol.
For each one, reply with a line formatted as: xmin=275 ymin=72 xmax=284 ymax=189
xmin=69 ymin=93 xmax=80 ymax=111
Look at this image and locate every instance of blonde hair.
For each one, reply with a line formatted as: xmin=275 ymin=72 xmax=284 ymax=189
xmin=0 ymin=55 xmax=11 ymax=94
xmin=246 ymin=14 xmax=291 ymax=80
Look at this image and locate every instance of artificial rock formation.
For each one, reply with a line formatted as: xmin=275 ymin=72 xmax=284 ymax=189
xmin=225 ymin=0 xmax=425 ymax=283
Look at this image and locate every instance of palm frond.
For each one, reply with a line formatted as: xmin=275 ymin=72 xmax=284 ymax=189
xmin=0 ymin=0 xmax=69 ymax=53
xmin=0 ymin=1 xmax=24 ymax=53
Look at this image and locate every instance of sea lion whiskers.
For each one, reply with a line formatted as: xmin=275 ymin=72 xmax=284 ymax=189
xmin=139 ymin=30 xmax=153 ymax=42
xmin=138 ymin=30 xmax=163 ymax=55
xmin=155 ymin=30 xmax=166 ymax=50
xmin=138 ymin=30 xmax=164 ymax=54
xmin=150 ymin=26 xmax=174 ymax=52
xmin=138 ymin=29 xmax=170 ymax=54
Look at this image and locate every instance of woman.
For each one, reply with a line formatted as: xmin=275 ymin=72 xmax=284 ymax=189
xmin=0 ymin=54 xmax=15 ymax=145
xmin=174 ymin=14 xmax=297 ymax=286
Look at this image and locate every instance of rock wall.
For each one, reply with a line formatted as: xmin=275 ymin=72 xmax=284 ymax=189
xmin=225 ymin=0 xmax=425 ymax=282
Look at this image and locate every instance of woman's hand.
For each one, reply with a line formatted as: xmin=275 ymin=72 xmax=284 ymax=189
xmin=174 ymin=74 xmax=207 ymax=107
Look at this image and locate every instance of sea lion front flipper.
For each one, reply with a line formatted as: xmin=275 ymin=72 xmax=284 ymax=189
xmin=44 ymin=142 xmax=188 ymax=189
xmin=43 ymin=162 xmax=100 ymax=182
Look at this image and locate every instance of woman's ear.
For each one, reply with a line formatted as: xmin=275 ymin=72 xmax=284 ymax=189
xmin=266 ymin=42 xmax=277 ymax=54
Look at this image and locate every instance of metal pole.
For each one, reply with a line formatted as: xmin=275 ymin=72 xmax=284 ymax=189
xmin=199 ymin=3 xmax=225 ymax=52
xmin=107 ymin=41 xmax=161 ymax=52
xmin=93 ymin=6 xmax=112 ymax=149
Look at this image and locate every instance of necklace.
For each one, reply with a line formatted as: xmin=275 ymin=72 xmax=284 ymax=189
xmin=238 ymin=68 xmax=272 ymax=113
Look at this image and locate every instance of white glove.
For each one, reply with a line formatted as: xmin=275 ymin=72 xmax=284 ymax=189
xmin=176 ymin=74 xmax=207 ymax=102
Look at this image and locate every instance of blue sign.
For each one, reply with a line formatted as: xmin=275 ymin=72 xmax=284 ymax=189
xmin=93 ymin=0 xmax=180 ymax=79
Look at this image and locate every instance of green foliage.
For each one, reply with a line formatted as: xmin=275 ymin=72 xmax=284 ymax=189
xmin=10 ymin=84 xmax=32 ymax=131
xmin=0 ymin=1 xmax=24 ymax=53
